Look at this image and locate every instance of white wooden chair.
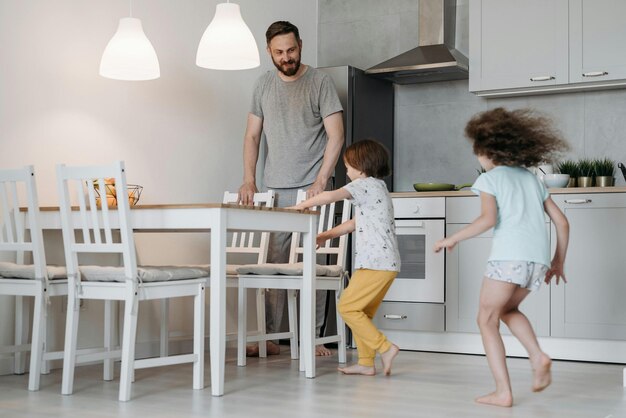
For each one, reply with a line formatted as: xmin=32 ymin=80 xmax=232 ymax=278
xmin=158 ymin=190 xmax=275 ymax=358
xmin=236 ymin=190 xmax=350 ymax=369
xmin=0 ymin=165 xmax=67 ymax=391
xmin=57 ymin=161 xmax=207 ymax=402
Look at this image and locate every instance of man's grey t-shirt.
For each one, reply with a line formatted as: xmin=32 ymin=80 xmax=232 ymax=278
xmin=250 ymin=67 xmax=343 ymax=188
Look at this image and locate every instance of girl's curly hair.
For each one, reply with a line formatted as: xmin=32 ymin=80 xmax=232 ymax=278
xmin=465 ymin=107 xmax=569 ymax=167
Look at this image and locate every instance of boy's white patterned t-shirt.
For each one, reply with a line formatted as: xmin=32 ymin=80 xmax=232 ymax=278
xmin=344 ymin=177 xmax=400 ymax=272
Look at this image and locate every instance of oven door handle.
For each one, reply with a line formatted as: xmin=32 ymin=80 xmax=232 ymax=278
xmin=395 ymin=219 xmax=425 ymax=228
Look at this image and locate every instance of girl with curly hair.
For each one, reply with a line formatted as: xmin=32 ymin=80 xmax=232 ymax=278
xmin=434 ymin=107 xmax=570 ymax=407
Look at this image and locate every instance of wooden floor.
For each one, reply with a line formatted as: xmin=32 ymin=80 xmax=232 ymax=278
xmin=1 ymin=348 xmax=625 ymax=417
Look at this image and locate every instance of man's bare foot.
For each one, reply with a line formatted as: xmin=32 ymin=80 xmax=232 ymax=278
xmin=475 ymin=391 xmax=513 ymax=407
xmin=337 ymin=364 xmax=375 ymax=376
xmin=380 ymin=344 xmax=399 ymax=376
xmin=316 ymin=344 xmax=332 ymax=356
xmin=245 ymin=341 xmax=281 ymax=357
xmin=531 ymin=353 xmax=552 ymax=392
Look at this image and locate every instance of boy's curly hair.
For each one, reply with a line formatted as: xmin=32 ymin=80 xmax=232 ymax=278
xmin=465 ymin=107 xmax=569 ymax=167
xmin=344 ymin=139 xmax=391 ymax=179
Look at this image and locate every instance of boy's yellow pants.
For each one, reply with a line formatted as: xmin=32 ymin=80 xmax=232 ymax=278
xmin=337 ymin=269 xmax=397 ymax=367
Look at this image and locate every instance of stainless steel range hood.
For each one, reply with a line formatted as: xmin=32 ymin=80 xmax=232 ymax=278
xmin=365 ymin=0 xmax=468 ymax=84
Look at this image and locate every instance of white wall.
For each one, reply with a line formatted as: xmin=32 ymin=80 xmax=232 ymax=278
xmin=0 ymin=0 xmax=318 ymax=374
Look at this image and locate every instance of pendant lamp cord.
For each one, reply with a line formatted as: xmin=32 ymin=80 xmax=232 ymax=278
xmin=129 ymin=0 xmax=133 ymax=17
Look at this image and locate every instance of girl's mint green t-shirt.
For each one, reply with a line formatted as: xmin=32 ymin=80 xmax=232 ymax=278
xmin=472 ymin=166 xmax=550 ymax=266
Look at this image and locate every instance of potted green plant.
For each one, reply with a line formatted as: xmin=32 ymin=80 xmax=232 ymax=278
xmin=556 ymin=160 xmax=578 ymax=187
xmin=593 ymin=158 xmax=615 ymax=187
xmin=577 ymin=159 xmax=594 ymax=187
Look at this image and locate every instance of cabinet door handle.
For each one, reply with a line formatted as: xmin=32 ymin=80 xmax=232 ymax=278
xmin=582 ymin=71 xmax=608 ymax=77
xmin=413 ymin=205 xmax=421 ymax=215
xmin=564 ymin=199 xmax=592 ymax=204
xmin=384 ymin=314 xmax=407 ymax=320
xmin=530 ymin=76 xmax=555 ymax=82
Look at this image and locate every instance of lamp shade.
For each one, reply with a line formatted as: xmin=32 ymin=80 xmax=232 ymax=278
xmin=196 ymin=3 xmax=260 ymax=70
xmin=100 ymin=17 xmax=160 ymax=80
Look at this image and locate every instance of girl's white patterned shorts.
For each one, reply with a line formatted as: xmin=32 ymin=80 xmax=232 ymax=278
xmin=484 ymin=261 xmax=549 ymax=291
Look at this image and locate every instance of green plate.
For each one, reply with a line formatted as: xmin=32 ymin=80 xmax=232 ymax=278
xmin=413 ymin=183 xmax=473 ymax=192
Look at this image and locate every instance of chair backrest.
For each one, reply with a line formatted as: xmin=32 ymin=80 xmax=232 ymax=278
xmin=290 ymin=190 xmax=352 ymax=268
xmin=0 ymin=166 xmax=46 ymax=277
xmin=56 ymin=161 xmax=137 ymax=281
xmin=223 ymin=191 xmax=275 ymax=264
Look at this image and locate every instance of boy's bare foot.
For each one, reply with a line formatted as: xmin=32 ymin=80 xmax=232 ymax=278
xmin=245 ymin=341 xmax=281 ymax=357
xmin=475 ymin=391 xmax=513 ymax=407
xmin=531 ymin=353 xmax=552 ymax=392
xmin=316 ymin=344 xmax=332 ymax=356
xmin=337 ymin=364 xmax=375 ymax=376
xmin=380 ymin=344 xmax=399 ymax=376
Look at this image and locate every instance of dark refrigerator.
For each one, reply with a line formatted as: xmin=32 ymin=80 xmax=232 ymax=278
xmin=317 ymin=65 xmax=395 ymax=191
xmin=316 ymin=66 xmax=394 ymax=346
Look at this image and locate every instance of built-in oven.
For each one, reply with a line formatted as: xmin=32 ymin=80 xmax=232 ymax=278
xmin=384 ymin=197 xmax=445 ymax=303
xmin=370 ymin=197 xmax=446 ymax=337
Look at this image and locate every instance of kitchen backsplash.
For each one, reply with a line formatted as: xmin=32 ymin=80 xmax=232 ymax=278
xmin=393 ymin=80 xmax=626 ymax=191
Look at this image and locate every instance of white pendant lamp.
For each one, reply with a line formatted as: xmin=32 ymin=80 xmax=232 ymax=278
xmin=100 ymin=2 xmax=160 ymax=80
xmin=196 ymin=2 xmax=260 ymax=70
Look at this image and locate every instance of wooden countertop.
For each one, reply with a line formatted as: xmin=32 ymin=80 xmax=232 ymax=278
xmin=391 ymin=186 xmax=626 ymax=198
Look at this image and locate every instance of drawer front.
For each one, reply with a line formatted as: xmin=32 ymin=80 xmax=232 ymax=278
xmin=552 ymin=193 xmax=626 ymax=210
xmin=373 ymin=302 xmax=445 ymax=332
xmin=447 ymin=195 xmax=550 ymax=223
xmin=446 ymin=196 xmax=480 ymax=223
xmin=393 ymin=197 xmax=445 ymax=218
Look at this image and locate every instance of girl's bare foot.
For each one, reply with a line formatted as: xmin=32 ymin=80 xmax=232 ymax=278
xmin=531 ymin=353 xmax=552 ymax=392
xmin=337 ymin=364 xmax=375 ymax=376
xmin=316 ymin=344 xmax=332 ymax=356
xmin=475 ymin=391 xmax=513 ymax=407
xmin=380 ymin=344 xmax=399 ymax=376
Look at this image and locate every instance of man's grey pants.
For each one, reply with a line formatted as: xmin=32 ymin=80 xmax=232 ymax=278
xmin=266 ymin=186 xmax=328 ymax=340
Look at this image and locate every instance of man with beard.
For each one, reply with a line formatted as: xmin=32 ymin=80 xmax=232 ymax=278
xmin=238 ymin=21 xmax=344 ymax=357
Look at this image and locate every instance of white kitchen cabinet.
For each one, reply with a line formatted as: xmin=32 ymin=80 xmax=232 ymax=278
xmin=470 ymin=0 xmax=626 ymax=96
xmin=469 ymin=0 xmax=569 ymax=93
xmin=445 ymin=197 xmax=551 ymax=336
xmin=550 ymin=193 xmax=626 ymax=340
xmin=569 ymin=0 xmax=626 ymax=84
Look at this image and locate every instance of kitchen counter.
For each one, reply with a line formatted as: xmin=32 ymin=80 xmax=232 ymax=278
xmin=391 ymin=186 xmax=626 ymax=198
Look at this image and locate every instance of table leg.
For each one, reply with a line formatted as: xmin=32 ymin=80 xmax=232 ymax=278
xmin=210 ymin=211 xmax=227 ymax=396
xmin=302 ymin=215 xmax=316 ymax=378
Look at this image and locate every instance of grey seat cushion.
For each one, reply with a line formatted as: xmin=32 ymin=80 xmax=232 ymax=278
xmin=204 ymin=264 xmax=244 ymax=276
xmin=236 ymin=262 xmax=344 ymax=277
xmin=0 ymin=262 xmax=67 ymax=280
xmin=79 ymin=265 xmax=210 ymax=283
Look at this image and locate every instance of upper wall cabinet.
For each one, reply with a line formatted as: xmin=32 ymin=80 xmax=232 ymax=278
xmin=469 ymin=0 xmax=568 ymax=93
xmin=470 ymin=0 xmax=626 ymax=96
xmin=569 ymin=0 xmax=626 ymax=84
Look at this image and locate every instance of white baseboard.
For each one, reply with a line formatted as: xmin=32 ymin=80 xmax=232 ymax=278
xmin=385 ymin=330 xmax=626 ymax=364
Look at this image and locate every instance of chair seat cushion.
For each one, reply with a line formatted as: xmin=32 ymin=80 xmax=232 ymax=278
xmin=204 ymin=264 xmax=243 ymax=276
xmin=79 ymin=265 xmax=210 ymax=283
xmin=236 ymin=262 xmax=344 ymax=277
xmin=0 ymin=262 xmax=67 ymax=280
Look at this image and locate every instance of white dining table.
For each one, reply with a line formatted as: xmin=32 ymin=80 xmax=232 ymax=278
xmin=31 ymin=203 xmax=319 ymax=396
